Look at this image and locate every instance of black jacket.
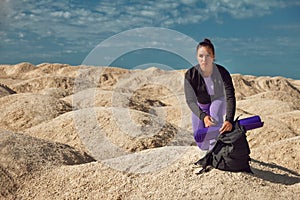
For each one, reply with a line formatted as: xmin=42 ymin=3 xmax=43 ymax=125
xmin=184 ymin=63 xmax=236 ymax=122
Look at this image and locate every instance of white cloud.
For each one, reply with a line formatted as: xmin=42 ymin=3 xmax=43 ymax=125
xmin=140 ymin=10 xmax=157 ymax=17
xmin=3 ymin=0 xmax=296 ymax=42
xmin=203 ymin=0 xmax=296 ymax=19
xmin=50 ymin=11 xmax=71 ymax=19
xmin=1 ymin=0 xmax=299 ymax=64
xmin=18 ymin=32 xmax=24 ymax=38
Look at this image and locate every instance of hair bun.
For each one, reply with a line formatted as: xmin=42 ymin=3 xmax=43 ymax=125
xmin=203 ymin=38 xmax=212 ymax=44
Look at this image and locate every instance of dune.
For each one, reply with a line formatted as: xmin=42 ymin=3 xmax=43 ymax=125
xmin=0 ymin=93 xmax=72 ymax=132
xmin=0 ymin=63 xmax=299 ymax=199
xmin=24 ymin=106 xmax=193 ymax=160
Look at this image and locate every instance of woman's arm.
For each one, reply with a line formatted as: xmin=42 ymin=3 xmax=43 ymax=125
xmin=184 ymin=69 xmax=207 ymax=121
xmin=216 ymin=66 xmax=236 ymax=133
xmin=219 ymin=66 xmax=236 ymax=123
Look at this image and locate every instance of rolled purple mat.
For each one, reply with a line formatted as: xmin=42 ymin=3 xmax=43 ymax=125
xmin=242 ymin=121 xmax=264 ymax=131
xmin=194 ymin=115 xmax=264 ymax=143
xmin=239 ymin=115 xmax=264 ymax=131
xmin=239 ymin=115 xmax=261 ymax=125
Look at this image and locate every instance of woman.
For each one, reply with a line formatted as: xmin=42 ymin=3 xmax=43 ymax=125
xmin=184 ymin=38 xmax=236 ymax=150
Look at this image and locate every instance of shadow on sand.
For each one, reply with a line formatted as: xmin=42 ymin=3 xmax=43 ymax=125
xmin=250 ymin=159 xmax=300 ymax=185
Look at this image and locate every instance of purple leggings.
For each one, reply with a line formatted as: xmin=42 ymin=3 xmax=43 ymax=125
xmin=192 ymin=97 xmax=226 ymax=150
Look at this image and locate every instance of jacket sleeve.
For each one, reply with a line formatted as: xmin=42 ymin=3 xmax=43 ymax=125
xmin=184 ymin=69 xmax=207 ymax=121
xmin=221 ymin=68 xmax=236 ymax=123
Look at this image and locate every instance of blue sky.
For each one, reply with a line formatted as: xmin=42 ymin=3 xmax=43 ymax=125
xmin=1 ymin=0 xmax=300 ymax=79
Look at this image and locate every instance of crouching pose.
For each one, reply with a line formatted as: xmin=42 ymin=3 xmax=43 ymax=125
xmin=184 ymin=38 xmax=236 ymax=150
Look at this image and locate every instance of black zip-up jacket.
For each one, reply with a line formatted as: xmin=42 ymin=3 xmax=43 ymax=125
xmin=184 ymin=63 xmax=236 ymax=123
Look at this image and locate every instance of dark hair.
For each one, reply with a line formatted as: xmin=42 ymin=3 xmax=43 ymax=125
xmin=196 ymin=38 xmax=215 ymax=56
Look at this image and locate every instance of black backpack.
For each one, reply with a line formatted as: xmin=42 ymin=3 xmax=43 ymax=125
xmin=195 ymin=119 xmax=252 ymax=174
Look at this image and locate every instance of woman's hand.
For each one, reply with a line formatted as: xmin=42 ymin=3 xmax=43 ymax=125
xmin=203 ymin=115 xmax=216 ymax=127
xmin=219 ymin=120 xmax=233 ymax=134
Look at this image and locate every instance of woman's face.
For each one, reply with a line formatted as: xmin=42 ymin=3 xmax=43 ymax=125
xmin=197 ymin=46 xmax=214 ymax=69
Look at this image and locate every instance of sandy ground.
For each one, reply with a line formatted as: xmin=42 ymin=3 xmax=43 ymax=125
xmin=0 ymin=62 xmax=299 ymax=199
